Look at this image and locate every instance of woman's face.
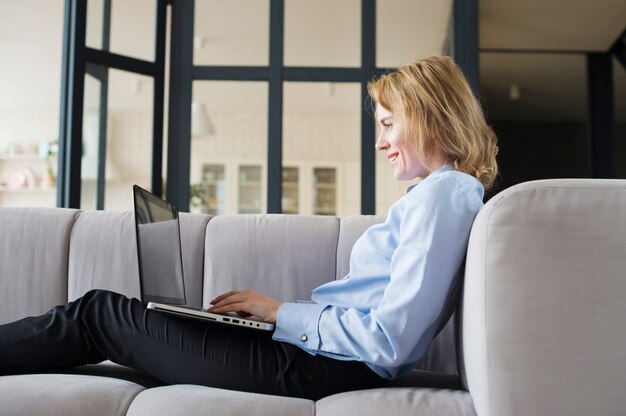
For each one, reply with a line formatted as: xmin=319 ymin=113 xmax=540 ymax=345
xmin=375 ymin=105 xmax=430 ymax=181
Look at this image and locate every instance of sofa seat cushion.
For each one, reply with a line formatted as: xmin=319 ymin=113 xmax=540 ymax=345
xmin=126 ymin=384 xmax=315 ymax=416
xmin=384 ymin=369 xmax=462 ymax=390
xmin=316 ymin=388 xmax=476 ymax=416
xmin=66 ymin=360 xmax=164 ymax=388
xmin=0 ymin=374 xmax=144 ymax=416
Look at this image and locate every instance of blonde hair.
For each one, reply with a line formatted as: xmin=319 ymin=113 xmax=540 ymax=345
xmin=368 ymin=55 xmax=498 ymax=191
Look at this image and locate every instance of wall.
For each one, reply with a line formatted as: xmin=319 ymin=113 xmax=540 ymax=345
xmin=492 ymin=120 xmax=626 ymax=197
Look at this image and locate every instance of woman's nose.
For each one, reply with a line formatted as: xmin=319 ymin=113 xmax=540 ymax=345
xmin=375 ymin=135 xmax=388 ymax=151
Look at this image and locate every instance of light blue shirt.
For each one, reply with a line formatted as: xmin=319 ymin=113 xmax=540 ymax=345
xmin=272 ymin=164 xmax=484 ymax=379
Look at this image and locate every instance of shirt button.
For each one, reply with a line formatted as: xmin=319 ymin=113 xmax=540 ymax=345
xmin=300 ymin=335 xmax=308 ymax=342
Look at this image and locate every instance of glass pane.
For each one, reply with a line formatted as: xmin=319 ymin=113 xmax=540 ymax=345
xmin=111 ymin=0 xmax=156 ymax=61
xmin=86 ymin=0 xmax=105 ymax=50
xmin=284 ymin=0 xmax=360 ymax=67
xmin=377 ymin=0 xmax=453 ymax=68
xmin=194 ymin=0 xmax=269 ymax=66
xmin=283 ymin=82 xmax=360 ymax=216
xmin=191 ymin=81 xmax=268 ymax=214
xmin=0 ymin=1 xmax=62 ymax=207
xmin=86 ymin=0 xmax=156 ymax=62
xmin=480 ymin=52 xmax=588 ymax=193
xmin=238 ymin=165 xmax=263 ymax=214
xmin=282 ymin=166 xmax=299 ymax=214
xmin=108 ymin=69 xmax=154 ymax=209
xmin=615 ymin=57 xmax=626 ymax=179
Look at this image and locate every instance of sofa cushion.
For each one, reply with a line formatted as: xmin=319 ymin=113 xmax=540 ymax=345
xmin=316 ymin=388 xmax=476 ymax=416
xmin=0 ymin=374 xmax=144 ymax=416
xmin=126 ymin=385 xmax=314 ymax=416
xmin=461 ymin=179 xmax=626 ymax=416
xmin=202 ymin=214 xmax=340 ymax=305
xmin=0 ymin=207 xmax=78 ymax=324
xmin=68 ymin=211 xmax=140 ymax=300
xmin=67 ymin=360 xmax=164 ymax=388
xmin=178 ymin=213 xmax=212 ymax=306
xmin=335 ymin=215 xmax=385 ymax=281
xmin=68 ymin=211 xmax=210 ymax=306
xmin=338 ymin=215 xmax=459 ymax=377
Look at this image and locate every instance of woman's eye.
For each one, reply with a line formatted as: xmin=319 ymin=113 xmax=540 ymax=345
xmin=382 ymin=123 xmax=392 ymax=130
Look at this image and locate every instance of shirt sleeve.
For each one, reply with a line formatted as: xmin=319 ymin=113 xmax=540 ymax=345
xmin=272 ymin=301 xmax=328 ymax=351
xmin=273 ymin=174 xmax=479 ymax=375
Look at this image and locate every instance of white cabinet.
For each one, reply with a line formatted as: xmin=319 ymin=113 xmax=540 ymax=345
xmin=193 ymin=161 xmax=266 ymax=215
xmin=194 ymin=160 xmax=343 ymax=216
xmin=282 ymin=162 xmax=341 ymax=216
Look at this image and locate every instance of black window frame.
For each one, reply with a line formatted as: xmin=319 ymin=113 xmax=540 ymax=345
xmin=59 ymin=0 xmax=479 ymax=212
xmin=58 ymin=0 xmax=167 ymax=208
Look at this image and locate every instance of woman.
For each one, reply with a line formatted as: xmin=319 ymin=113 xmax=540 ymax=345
xmin=0 ymin=56 xmax=497 ymax=400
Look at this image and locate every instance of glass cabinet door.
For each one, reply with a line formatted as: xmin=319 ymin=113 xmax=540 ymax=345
xmin=199 ymin=164 xmax=225 ymax=215
xmin=238 ymin=165 xmax=262 ymax=214
xmin=282 ymin=166 xmax=299 ymax=214
xmin=313 ymin=167 xmax=336 ymax=215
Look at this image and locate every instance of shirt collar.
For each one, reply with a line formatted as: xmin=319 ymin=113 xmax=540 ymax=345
xmin=406 ymin=163 xmax=453 ymax=194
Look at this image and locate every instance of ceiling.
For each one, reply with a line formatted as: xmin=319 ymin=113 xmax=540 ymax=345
xmin=478 ymin=0 xmax=626 ymax=122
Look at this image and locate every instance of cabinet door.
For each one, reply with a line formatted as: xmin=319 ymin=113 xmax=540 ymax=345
xmin=238 ymin=165 xmax=263 ymax=214
xmin=200 ymin=164 xmax=226 ymax=215
xmin=282 ymin=166 xmax=299 ymax=214
xmin=313 ymin=167 xmax=336 ymax=216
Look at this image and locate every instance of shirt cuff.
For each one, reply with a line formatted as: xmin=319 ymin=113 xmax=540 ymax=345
xmin=272 ymin=301 xmax=328 ymax=351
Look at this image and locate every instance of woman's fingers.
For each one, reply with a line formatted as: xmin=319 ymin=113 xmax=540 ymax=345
xmin=207 ymin=289 xmax=281 ymax=323
xmin=209 ymin=290 xmax=239 ymax=305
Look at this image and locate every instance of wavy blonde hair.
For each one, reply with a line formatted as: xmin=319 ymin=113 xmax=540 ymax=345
xmin=368 ymin=56 xmax=498 ymax=191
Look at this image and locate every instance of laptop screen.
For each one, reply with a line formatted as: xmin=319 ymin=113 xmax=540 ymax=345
xmin=133 ymin=185 xmax=186 ymax=305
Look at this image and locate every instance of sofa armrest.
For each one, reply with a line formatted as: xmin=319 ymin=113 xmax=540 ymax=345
xmin=460 ymin=179 xmax=626 ymax=416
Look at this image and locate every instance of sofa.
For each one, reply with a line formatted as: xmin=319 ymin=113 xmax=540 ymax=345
xmin=0 ymin=178 xmax=625 ymax=416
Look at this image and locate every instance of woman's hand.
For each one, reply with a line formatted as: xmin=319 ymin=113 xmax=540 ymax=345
xmin=208 ymin=289 xmax=282 ymax=324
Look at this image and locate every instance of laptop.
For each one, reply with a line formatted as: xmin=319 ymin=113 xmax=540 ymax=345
xmin=132 ymin=184 xmax=275 ymax=331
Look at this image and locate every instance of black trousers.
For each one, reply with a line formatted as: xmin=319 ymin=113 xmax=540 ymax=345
xmin=0 ymin=289 xmax=383 ymax=400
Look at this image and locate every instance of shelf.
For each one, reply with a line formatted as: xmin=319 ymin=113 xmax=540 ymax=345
xmin=238 ymin=204 xmax=262 ymax=210
xmin=314 ymin=184 xmax=336 ymax=190
xmin=314 ymin=207 xmax=336 ymax=215
xmin=0 ymin=186 xmax=56 ymax=194
xmin=239 ymin=181 xmax=262 ymax=187
xmin=0 ymin=154 xmax=48 ymax=161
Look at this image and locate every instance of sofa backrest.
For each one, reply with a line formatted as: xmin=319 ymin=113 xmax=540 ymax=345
xmin=202 ymin=214 xmax=340 ymax=305
xmin=201 ymin=213 xmax=458 ymax=375
xmin=0 ymin=207 xmax=78 ymax=324
xmin=66 ymin=211 xmax=211 ymax=306
xmin=67 ymin=211 xmax=141 ymax=301
xmin=0 ymin=207 xmax=459 ymax=375
xmin=335 ymin=215 xmax=459 ymax=375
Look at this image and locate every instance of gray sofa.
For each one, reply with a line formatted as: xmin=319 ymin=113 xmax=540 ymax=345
xmin=0 ymin=178 xmax=625 ymax=416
